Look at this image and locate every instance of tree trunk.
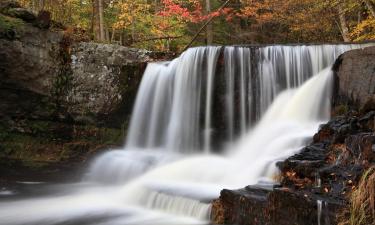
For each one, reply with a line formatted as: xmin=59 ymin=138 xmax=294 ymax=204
xmin=131 ymin=20 xmax=136 ymax=42
xmin=364 ymin=0 xmax=375 ymax=18
xmin=92 ymin=0 xmax=101 ymax=41
xmin=39 ymin=0 xmax=44 ymax=10
xmin=98 ymin=0 xmax=106 ymax=41
xmin=205 ymin=0 xmax=213 ymax=45
xmin=106 ymin=27 xmax=110 ymax=41
xmin=338 ymin=3 xmax=351 ymax=42
xmin=111 ymin=27 xmax=116 ymax=43
xmin=120 ymin=30 xmax=123 ymax=45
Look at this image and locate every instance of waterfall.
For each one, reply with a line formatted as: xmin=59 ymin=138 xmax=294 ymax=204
xmin=125 ymin=47 xmax=221 ymax=152
xmin=124 ymin=44 xmax=369 ymax=153
xmin=0 ymin=44 xmax=372 ymax=225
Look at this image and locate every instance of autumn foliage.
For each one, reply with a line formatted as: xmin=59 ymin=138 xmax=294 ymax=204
xmin=18 ymin=0 xmax=375 ymax=52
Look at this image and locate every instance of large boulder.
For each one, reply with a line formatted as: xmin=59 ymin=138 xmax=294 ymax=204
xmin=0 ymin=21 xmax=63 ymax=94
xmin=68 ymin=42 xmax=151 ymax=127
xmin=0 ymin=13 xmax=63 ymax=120
xmin=0 ymin=8 xmax=160 ymax=168
xmin=333 ymin=46 xmax=375 ymax=113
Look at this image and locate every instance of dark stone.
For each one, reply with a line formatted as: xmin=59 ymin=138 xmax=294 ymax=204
xmin=212 ymin=184 xmax=344 ymax=225
xmin=0 ymin=20 xmax=63 ymax=95
xmin=34 ymin=10 xmax=51 ymax=29
xmin=213 ymin=185 xmax=272 ymax=225
xmin=345 ymin=133 xmax=375 ymax=163
xmin=333 ymin=46 xmax=375 ymax=113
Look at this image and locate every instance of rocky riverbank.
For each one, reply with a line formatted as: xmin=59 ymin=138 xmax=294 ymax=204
xmin=0 ymin=1 xmax=165 ymax=178
xmin=211 ymin=46 xmax=375 ymax=225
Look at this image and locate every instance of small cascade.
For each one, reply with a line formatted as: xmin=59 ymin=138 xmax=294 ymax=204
xmin=316 ymin=173 xmax=322 ymax=188
xmin=324 ymin=201 xmax=331 ymax=225
xmin=139 ymin=189 xmax=211 ymax=220
xmin=317 ymin=200 xmax=331 ymax=225
xmin=315 ymin=172 xmax=331 ymax=225
xmin=317 ymin=199 xmax=323 ymax=225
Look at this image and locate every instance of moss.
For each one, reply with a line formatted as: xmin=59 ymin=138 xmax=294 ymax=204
xmin=0 ymin=14 xmax=25 ymax=39
xmin=0 ymin=123 xmax=10 ymax=141
xmin=28 ymin=121 xmax=51 ymax=135
xmin=50 ymin=34 xmax=73 ymax=112
xmin=333 ymin=104 xmax=349 ymax=116
xmin=21 ymin=160 xmax=49 ymax=169
xmin=0 ymin=117 xmax=125 ymax=167
xmin=99 ymin=127 xmax=124 ymax=145
xmin=72 ymin=125 xmax=124 ymax=145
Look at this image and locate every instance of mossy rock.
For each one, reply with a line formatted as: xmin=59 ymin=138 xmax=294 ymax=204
xmin=0 ymin=14 xmax=25 ymax=39
xmin=332 ymin=104 xmax=349 ymax=116
xmin=0 ymin=1 xmax=21 ymax=14
xmin=7 ymin=8 xmax=36 ymax=22
xmin=0 ymin=119 xmax=125 ymax=164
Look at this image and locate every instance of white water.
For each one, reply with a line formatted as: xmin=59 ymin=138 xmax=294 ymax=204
xmin=0 ymin=44 xmax=372 ymax=225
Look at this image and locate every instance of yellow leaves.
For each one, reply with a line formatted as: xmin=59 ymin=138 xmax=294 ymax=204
xmin=238 ymin=0 xmax=275 ymax=20
xmin=114 ymin=0 xmax=152 ymax=30
xmin=119 ymin=2 xmax=148 ymax=20
xmin=350 ymin=18 xmax=375 ymax=41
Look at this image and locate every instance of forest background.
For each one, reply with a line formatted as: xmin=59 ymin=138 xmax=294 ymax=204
xmin=19 ymin=0 xmax=375 ymax=52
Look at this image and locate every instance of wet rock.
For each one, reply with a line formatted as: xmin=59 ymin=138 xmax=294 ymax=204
xmin=212 ymin=185 xmax=344 ymax=225
xmin=213 ymin=185 xmax=272 ymax=225
xmin=281 ymin=112 xmax=375 ymax=184
xmin=345 ymin=133 xmax=375 ymax=163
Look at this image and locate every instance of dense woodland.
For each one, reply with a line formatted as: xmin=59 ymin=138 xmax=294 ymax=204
xmin=18 ymin=0 xmax=375 ymax=51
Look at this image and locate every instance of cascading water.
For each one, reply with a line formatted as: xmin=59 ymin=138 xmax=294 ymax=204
xmin=0 ymin=44 xmax=372 ymax=225
xmin=125 ymin=44 xmax=370 ymax=153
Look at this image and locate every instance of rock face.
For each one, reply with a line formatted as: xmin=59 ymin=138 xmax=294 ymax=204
xmin=68 ymin=42 xmax=151 ymax=127
xmin=212 ymin=47 xmax=375 ymax=225
xmin=0 ymin=3 xmax=158 ymax=169
xmin=333 ymin=46 xmax=375 ymax=113
xmin=0 ymin=16 xmax=63 ymax=95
